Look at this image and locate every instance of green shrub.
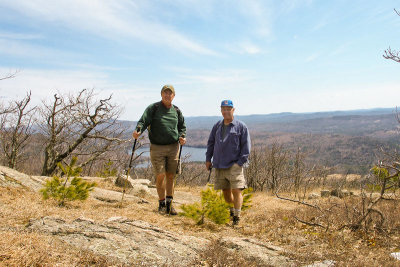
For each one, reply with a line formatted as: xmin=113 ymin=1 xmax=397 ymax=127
xmin=40 ymin=157 xmax=96 ymax=206
xmin=180 ymin=185 xmax=253 ymax=225
xmin=96 ymin=159 xmax=118 ymax=178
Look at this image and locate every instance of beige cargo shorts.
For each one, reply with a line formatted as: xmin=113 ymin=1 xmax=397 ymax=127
xmin=150 ymin=143 xmax=179 ymax=176
xmin=214 ymin=163 xmax=247 ymax=190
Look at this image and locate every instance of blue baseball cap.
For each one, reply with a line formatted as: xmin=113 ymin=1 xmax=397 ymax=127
xmin=221 ymin=100 xmax=233 ymax=107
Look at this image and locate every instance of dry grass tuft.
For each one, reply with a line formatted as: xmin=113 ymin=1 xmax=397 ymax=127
xmin=191 ymin=238 xmax=259 ymax=267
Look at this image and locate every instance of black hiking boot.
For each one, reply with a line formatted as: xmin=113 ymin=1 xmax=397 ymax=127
xmin=230 ymin=209 xmax=234 ymax=218
xmin=166 ymin=202 xmax=178 ymax=215
xmin=232 ymin=216 xmax=240 ymax=226
xmin=158 ymin=201 xmax=166 ymax=213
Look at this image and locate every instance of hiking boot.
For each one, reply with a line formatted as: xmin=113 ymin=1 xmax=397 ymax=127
xmin=230 ymin=209 xmax=234 ymax=218
xmin=232 ymin=216 xmax=240 ymax=226
xmin=166 ymin=202 xmax=178 ymax=215
xmin=158 ymin=203 xmax=166 ymax=213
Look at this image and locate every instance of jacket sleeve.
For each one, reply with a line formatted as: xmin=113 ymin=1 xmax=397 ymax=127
xmin=206 ymin=122 xmax=218 ymax=162
xmin=237 ymin=123 xmax=251 ymax=166
xmin=177 ymin=110 xmax=186 ymax=138
xmin=136 ymin=104 xmax=153 ymax=134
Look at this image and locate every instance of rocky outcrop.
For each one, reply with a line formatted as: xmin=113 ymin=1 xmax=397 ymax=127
xmin=27 ymin=216 xmax=297 ymax=266
xmin=0 ymin=166 xmax=145 ymax=204
xmin=0 ymin=166 xmax=43 ymax=190
xmin=219 ymin=237 xmax=295 ymax=266
xmin=115 ymin=175 xmax=151 ymax=195
xmin=27 ymin=216 xmax=208 ymax=266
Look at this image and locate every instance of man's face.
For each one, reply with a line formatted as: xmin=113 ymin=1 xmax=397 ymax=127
xmin=221 ymin=106 xmax=234 ymax=120
xmin=161 ymin=89 xmax=175 ymax=104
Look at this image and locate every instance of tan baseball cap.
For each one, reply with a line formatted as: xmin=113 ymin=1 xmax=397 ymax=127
xmin=161 ymin=84 xmax=175 ymax=94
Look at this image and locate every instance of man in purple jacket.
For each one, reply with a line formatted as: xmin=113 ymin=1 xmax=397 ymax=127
xmin=205 ymin=100 xmax=251 ymax=225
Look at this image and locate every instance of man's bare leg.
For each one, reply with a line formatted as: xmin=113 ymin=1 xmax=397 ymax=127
xmin=223 ymin=189 xmax=234 ymax=205
xmin=156 ymin=173 xmax=166 ymax=200
xmin=232 ymin=189 xmax=243 ymax=210
xmin=165 ymin=172 xmax=177 ymax=215
xmin=165 ymin=172 xmax=175 ymax=197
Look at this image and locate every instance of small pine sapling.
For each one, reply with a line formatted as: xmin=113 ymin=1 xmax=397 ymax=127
xmin=97 ymin=159 xmax=118 ymax=178
xmin=180 ymin=185 xmax=254 ymax=225
xmin=40 ymin=157 xmax=96 ymax=206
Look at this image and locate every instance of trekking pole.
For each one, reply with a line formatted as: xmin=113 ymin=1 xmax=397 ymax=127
xmin=168 ymin=134 xmax=185 ymax=214
xmin=176 ymin=133 xmax=185 ymax=174
xmin=120 ymin=126 xmax=140 ymax=206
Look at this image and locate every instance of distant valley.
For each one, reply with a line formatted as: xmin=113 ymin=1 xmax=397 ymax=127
xmin=121 ymin=107 xmax=399 ymax=174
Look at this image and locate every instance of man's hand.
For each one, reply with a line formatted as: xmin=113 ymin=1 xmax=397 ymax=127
xmin=133 ymin=131 xmax=141 ymax=140
xmin=179 ymin=136 xmax=186 ymax=145
xmin=206 ymin=161 xmax=212 ymax=171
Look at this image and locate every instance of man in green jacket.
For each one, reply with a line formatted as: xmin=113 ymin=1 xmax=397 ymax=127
xmin=133 ymin=85 xmax=186 ymax=215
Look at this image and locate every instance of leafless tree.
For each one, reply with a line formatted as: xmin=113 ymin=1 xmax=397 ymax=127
xmin=265 ymin=141 xmax=289 ymax=192
xmin=245 ymin=146 xmax=268 ymax=191
xmin=383 ymin=9 xmax=400 ymax=63
xmin=0 ymin=70 xmax=19 ymax=116
xmin=246 ymin=142 xmax=292 ymax=192
xmin=39 ymin=89 xmax=126 ymax=176
xmin=0 ymin=91 xmax=36 ymax=169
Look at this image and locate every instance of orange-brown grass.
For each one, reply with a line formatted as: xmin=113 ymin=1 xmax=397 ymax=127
xmin=0 ymin=231 xmax=128 ymax=266
xmin=1 ymin=185 xmax=400 ymax=266
xmin=238 ymin=192 xmax=400 ymax=266
xmin=190 ymin=239 xmax=258 ymax=267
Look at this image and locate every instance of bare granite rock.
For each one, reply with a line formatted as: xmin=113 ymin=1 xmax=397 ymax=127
xmin=219 ymin=237 xmax=296 ymax=266
xmin=0 ymin=166 xmax=43 ymax=190
xmin=27 ymin=216 xmax=208 ymax=266
xmin=27 ymin=216 xmax=298 ymax=266
xmin=0 ymin=166 xmax=145 ymax=204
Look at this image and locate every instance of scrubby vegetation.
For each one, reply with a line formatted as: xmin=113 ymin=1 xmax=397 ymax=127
xmin=180 ymin=186 xmax=253 ymax=225
xmin=40 ymin=157 xmax=96 ymax=206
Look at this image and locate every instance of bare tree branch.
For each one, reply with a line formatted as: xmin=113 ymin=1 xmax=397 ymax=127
xmin=294 ymin=216 xmax=326 ymax=229
xmin=39 ymin=89 xmax=125 ymax=176
xmin=383 ymin=47 xmax=400 ymax=63
xmin=0 ymin=70 xmax=20 ymax=81
xmin=0 ymin=91 xmax=36 ymax=169
xmin=275 ymin=190 xmax=322 ymax=211
xmin=383 ymin=10 xmax=400 ymax=63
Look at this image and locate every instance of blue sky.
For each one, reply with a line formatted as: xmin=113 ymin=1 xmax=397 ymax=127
xmin=0 ymin=0 xmax=399 ymax=120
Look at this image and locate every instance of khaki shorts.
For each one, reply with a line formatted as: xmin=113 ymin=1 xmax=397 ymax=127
xmin=214 ymin=164 xmax=247 ymax=190
xmin=150 ymin=143 xmax=179 ymax=176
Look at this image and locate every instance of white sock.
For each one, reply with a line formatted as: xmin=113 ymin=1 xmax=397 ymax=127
xmin=234 ymin=209 xmax=241 ymax=217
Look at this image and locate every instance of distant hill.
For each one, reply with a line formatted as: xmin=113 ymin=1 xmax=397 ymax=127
xmin=185 ymin=108 xmax=397 ymax=132
xmin=119 ymin=107 xmax=399 ymax=174
xmin=122 ymin=107 xmax=398 ymax=136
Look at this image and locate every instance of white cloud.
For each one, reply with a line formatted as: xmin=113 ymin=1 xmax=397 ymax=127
xmin=0 ymin=38 xmax=80 ymax=61
xmin=225 ymin=41 xmax=263 ymax=55
xmin=0 ymin=67 xmax=166 ymax=120
xmin=305 ymin=53 xmax=319 ymax=62
xmin=0 ymin=0 xmax=216 ymax=55
xmin=178 ymin=69 xmax=254 ymax=85
xmin=0 ymin=31 xmax=42 ymax=40
xmin=237 ymin=0 xmax=273 ymax=38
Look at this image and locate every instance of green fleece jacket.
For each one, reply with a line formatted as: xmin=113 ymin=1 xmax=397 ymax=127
xmin=136 ymin=101 xmax=186 ymax=145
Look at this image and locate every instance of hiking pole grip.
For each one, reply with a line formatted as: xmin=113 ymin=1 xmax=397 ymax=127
xmin=128 ymin=126 xmax=141 ymax=169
